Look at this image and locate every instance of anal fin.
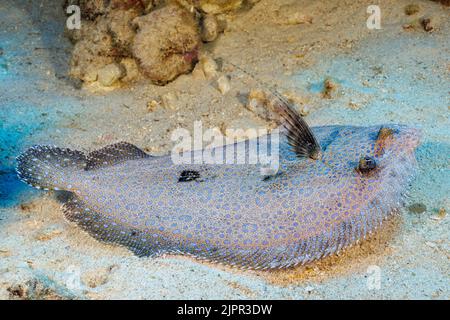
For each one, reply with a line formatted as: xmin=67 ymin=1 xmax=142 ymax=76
xmin=85 ymin=142 xmax=149 ymax=170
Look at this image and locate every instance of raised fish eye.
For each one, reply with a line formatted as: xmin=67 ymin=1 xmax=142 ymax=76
xmin=357 ymin=156 xmax=377 ymax=173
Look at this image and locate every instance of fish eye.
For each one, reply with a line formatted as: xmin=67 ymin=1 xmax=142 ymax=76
xmin=357 ymin=156 xmax=377 ymax=173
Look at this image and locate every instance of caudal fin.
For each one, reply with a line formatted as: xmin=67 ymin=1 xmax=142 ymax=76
xmin=16 ymin=146 xmax=86 ymax=191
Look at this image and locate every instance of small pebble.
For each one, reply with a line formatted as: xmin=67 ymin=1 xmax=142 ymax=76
xmin=201 ymin=14 xmax=219 ymax=42
xmin=97 ymin=63 xmax=125 ymax=86
xmin=201 ymin=55 xmax=219 ymax=79
xmin=217 ymin=75 xmax=231 ymax=95
xmin=161 ymin=92 xmax=177 ymax=110
xmin=247 ymin=89 xmax=267 ymax=110
xmin=191 ymin=63 xmax=206 ymax=80
xmin=147 ymin=100 xmax=160 ymax=112
xmin=437 ymin=207 xmax=446 ymax=219
xmin=322 ymin=78 xmax=336 ymax=99
xmin=421 ymin=17 xmax=433 ymax=32
xmin=84 ymin=68 xmax=98 ymax=82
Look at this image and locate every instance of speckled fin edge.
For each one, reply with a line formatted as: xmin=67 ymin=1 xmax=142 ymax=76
xmin=16 ymin=145 xmax=86 ymax=190
xmin=85 ymin=142 xmax=150 ymax=170
xmin=61 ymin=194 xmax=165 ymax=257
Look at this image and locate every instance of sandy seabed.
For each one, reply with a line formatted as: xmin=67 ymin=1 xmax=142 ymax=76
xmin=0 ymin=0 xmax=448 ymax=299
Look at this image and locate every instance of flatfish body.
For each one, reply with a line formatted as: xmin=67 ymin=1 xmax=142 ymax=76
xmin=16 ymin=123 xmax=420 ymax=269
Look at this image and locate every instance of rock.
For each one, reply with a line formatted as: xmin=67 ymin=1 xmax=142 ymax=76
xmin=217 ymin=75 xmax=231 ymax=94
xmin=97 ymin=63 xmax=125 ymax=86
xmin=200 ymin=55 xmax=219 ymax=79
xmin=132 ymin=5 xmax=201 ymax=85
xmin=68 ymin=17 xmax=115 ymax=82
xmin=420 ymin=17 xmax=434 ymax=32
xmin=120 ymin=58 xmax=141 ymax=82
xmin=201 ymin=14 xmax=220 ymax=42
xmin=66 ymin=2 xmax=145 ymax=84
xmin=322 ymin=78 xmax=337 ymax=99
xmin=161 ymin=92 xmax=178 ymax=110
xmin=191 ymin=62 xmax=206 ymax=80
xmin=107 ymin=8 xmax=141 ymax=55
xmin=404 ymin=4 xmax=420 ymax=15
xmin=84 ymin=68 xmax=99 ymax=82
xmin=64 ymin=0 xmax=109 ymax=20
xmin=177 ymin=0 xmax=243 ymax=14
xmin=215 ymin=14 xmax=229 ymax=32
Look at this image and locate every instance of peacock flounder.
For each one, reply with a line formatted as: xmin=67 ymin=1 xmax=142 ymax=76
xmin=16 ymin=96 xmax=421 ymax=269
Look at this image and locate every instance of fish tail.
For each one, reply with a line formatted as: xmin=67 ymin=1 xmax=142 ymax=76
xmin=16 ymin=145 xmax=86 ymax=191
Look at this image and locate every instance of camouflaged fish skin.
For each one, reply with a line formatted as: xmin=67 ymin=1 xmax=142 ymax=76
xmin=16 ymin=125 xmax=420 ymax=269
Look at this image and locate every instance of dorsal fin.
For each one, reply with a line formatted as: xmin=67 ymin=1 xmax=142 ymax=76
xmin=85 ymin=142 xmax=149 ymax=170
xmin=268 ymin=93 xmax=321 ymax=159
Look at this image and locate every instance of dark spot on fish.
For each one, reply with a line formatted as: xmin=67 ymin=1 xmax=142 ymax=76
xmin=262 ymin=171 xmax=283 ymax=182
xmin=178 ymin=170 xmax=201 ymax=182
